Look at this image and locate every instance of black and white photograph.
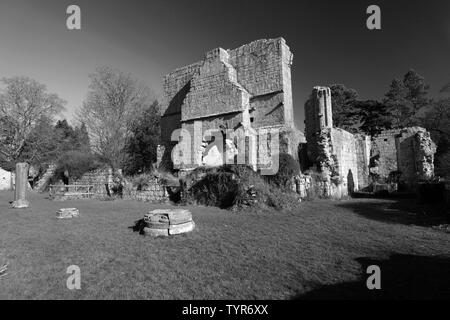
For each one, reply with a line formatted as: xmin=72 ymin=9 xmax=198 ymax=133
xmin=0 ymin=0 xmax=449 ymax=307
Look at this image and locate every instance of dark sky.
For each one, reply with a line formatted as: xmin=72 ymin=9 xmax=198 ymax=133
xmin=0 ymin=0 xmax=448 ymax=130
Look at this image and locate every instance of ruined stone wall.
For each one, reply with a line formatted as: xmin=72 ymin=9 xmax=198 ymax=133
xmin=354 ymin=134 xmax=371 ymax=189
xmin=305 ymin=87 xmax=332 ymax=138
xmin=396 ymin=127 xmax=436 ymax=186
xmin=70 ymin=167 xmax=114 ymax=195
xmin=305 ymin=125 xmax=365 ymax=197
xmin=249 ymin=93 xmax=284 ymax=128
xmin=160 ymin=62 xmax=202 ymax=157
xmin=370 ymin=127 xmax=436 ymax=187
xmin=161 ymin=38 xmax=297 ymax=170
xmin=305 ymin=86 xmax=333 ymax=163
xmin=162 ymin=38 xmax=292 ymax=139
xmin=228 ymin=38 xmax=291 ymax=100
xmin=183 ymin=48 xmax=251 ymax=121
xmin=413 ymin=129 xmax=436 ymax=181
xmin=282 ymin=127 xmax=306 ymax=161
xmin=304 ymin=85 xmax=436 ymax=193
xmin=330 ymin=128 xmax=359 ymax=192
xmin=370 ymin=129 xmax=400 ymax=181
xmin=281 ymin=40 xmax=294 ymax=128
xmin=229 ymin=38 xmax=294 ymax=128
xmin=180 ymin=114 xmax=245 ymax=169
xmin=123 ymin=177 xmax=168 ymax=203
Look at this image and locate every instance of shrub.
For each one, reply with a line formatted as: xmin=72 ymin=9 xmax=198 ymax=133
xmin=131 ymin=172 xmax=154 ymax=191
xmin=54 ymin=151 xmax=103 ymax=181
xmin=264 ymin=153 xmax=300 ymax=189
xmin=153 ymin=168 xmax=178 ymax=186
xmin=110 ymin=172 xmax=125 ymax=197
xmin=187 ymin=170 xmax=241 ymax=209
xmin=181 ymin=164 xmax=300 ymax=211
xmin=157 ymin=147 xmax=174 ymax=173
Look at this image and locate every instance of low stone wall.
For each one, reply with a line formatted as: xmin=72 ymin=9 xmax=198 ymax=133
xmin=70 ymin=167 xmax=114 ymax=195
xmin=123 ymin=176 xmax=170 ymax=203
xmin=57 ymin=167 xmax=170 ymax=203
xmin=123 ymin=189 xmax=168 ymax=202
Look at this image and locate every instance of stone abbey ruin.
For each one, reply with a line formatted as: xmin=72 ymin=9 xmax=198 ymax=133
xmin=157 ymin=37 xmax=436 ymax=198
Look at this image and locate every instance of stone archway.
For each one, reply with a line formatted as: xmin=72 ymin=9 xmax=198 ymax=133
xmin=198 ymin=135 xmax=238 ymax=167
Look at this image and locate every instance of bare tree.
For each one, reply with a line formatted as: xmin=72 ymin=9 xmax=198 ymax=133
xmin=0 ymin=76 xmax=65 ymax=166
xmin=77 ymin=67 xmax=154 ymax=170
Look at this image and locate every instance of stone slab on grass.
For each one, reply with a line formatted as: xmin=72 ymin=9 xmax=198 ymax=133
xmin=56 ymin=208 xmax=80 ymax=219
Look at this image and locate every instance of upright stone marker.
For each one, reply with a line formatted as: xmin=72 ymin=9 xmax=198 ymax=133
xmin=11 ymin=162 xmax=29 ymax=209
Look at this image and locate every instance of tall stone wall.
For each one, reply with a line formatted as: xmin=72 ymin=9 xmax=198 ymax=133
xmin=183 ymin=48 xmax=251 ymax=121
xmin=330 ymin=128 xmax=359 ymax=193
xmin=228 ymin=38 xmax=294 ymax=129
xmin=413 ymin=129 xmax=436 ymax=181
xmin=160 ymin=62 xmax=202 ymax=164
xmin=396 ymin=127 xmax=436 ymax=186
xmin=354 ymin=134 xmax=371 ymax=189
xmin=370 ymin=127 xmax=436 ymax=187
xmin=228 ymin=38 xmax=292 ymax=105
xmin=249 ymin=93 xmax=285 ymax=128
xmin=305 ymin=86 xmax=333 ymax=162
xmin=160 ymin=38 xmax=297 ymax=170
xmin=370 ymin=129 xmax=400 ymax=180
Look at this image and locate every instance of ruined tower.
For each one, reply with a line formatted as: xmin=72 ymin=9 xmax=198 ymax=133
xmin=159 ymin=38 xmax=304 ymax=170
xmin=304 ymin=86 xmax=333 ymax=162
xmin=305 ymin=86 xmax=332 ymax=143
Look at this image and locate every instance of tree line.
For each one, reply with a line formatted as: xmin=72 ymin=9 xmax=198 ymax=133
xmin=0 ymin=67 xmax=160 ymax=180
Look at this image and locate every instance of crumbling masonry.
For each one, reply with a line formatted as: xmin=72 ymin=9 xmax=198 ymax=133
xmin=159 ymin=38 xmax=436 ymax=196
xmin=305 ymin=86 xmax=436 ymax=197
xmin=159 ymin=38 xmax=304 ymax=172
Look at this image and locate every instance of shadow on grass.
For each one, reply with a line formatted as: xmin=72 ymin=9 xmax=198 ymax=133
xmin=337 ymin=199 xmax=449 ymax=227
xmin=294 ymin=254 xmax=450 ymax=300
xmin=129 ymin=218 xmax=147 ymax=235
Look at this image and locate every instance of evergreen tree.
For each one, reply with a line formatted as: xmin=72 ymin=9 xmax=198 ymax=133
xmin=329 ymin=84 xmax=359 ymax=132
xmin=354 ymin=100 xmax=392 ymax=136
xmin=384 ymin=70 xmax=430 ymax=128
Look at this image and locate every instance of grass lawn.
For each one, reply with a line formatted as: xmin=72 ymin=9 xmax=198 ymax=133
xmin=0 ymin=191 xmax=449 ymax=299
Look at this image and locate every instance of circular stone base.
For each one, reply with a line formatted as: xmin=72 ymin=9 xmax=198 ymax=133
xmin=143 ymin=221 xmax=195 ymax=237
